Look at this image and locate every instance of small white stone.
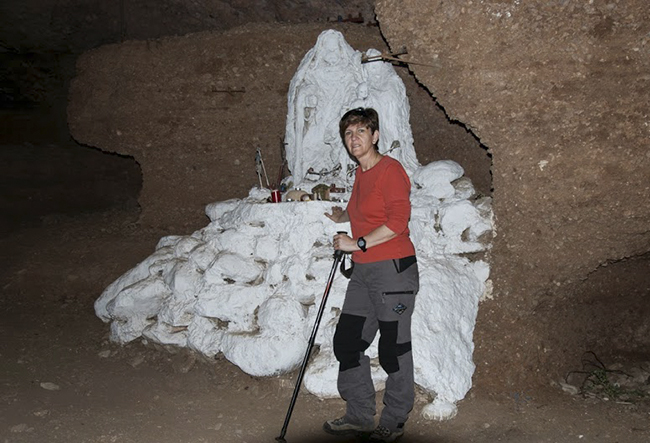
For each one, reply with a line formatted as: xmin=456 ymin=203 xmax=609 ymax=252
xmin=11 ymin=423 xmax=28 ymax=433
xmin=421 ymin=398 xmax=458 ymax=421
xmin=559 ymin=382 xmax=579 ymax=395
xmin=40 ymin=382 xmax=60 ymax=391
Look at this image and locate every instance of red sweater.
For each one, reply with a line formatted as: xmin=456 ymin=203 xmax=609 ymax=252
xmin=347 ymin=156 xmax=415 ymax=263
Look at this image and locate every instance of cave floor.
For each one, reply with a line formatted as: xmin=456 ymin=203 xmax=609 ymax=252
xmin=1 ymin=209 xmax=649 ymax=443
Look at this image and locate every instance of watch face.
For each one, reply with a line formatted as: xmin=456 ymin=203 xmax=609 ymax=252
xmin=357 ymin=237 xmax=367 ymax=250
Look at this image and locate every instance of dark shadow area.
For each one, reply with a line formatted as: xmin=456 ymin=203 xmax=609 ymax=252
xmin=0 ymin=45 xmax=142 ymax=235
xmin=531 ymin=252 xmax=650 ymax=392
xmin=0 ymin=141 xmax=142 ymax=235
xmin=576 ymin=252 xmax=650 ymax=361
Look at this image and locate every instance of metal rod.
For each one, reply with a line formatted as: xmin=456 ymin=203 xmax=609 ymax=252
xmin=276 ymin=247 xmax=344 ymax=442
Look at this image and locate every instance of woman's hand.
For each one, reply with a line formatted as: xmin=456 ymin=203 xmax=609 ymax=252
xmin=334 ymin=225 xmax=397 ymax=253
xmin=325 ymin=206 xmax=349 ymax=223
xmin=333 ymin=232 xmax=357 ymax=252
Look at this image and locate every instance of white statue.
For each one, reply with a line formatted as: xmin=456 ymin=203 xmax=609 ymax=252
xmin=358 ymin=49 xmax=420 ymax=175
xmin=285 ymin=30 xmax=363 ymax=188
xmin=285 ymin=33 xmax=421 ymax=188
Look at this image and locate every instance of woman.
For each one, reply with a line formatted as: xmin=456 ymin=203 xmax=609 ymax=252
xmin=323 ymin=107 xmax=419 ymax=442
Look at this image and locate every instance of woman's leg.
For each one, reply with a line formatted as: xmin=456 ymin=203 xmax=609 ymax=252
xmin=366 ymin=260 xmax=419 ymax=431
xmin=333 ymin=266 xmax=379 ymax=426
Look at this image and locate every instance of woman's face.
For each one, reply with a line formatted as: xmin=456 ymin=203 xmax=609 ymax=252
xmin=344 ymin=123 xmax=379 ymax=160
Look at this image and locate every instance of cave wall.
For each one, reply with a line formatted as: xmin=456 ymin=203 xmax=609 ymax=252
xmin=16 ymin=0 xmax=647 ymax=392
xmin=0 ymin=0 xmax=376 ymax=52
xmin=2 ymin=0 xmax=490 ymax=232
xmin=376 ymin=0 xmax=650 ymax=386
xmin=67 ymin=22 xmax=489 ymax=230
xmin=0 ymin=1 xmax=378 ymax=230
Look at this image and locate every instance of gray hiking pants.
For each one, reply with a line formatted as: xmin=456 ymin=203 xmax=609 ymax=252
xmin=333 ymin=257 xmax=419 ymax=431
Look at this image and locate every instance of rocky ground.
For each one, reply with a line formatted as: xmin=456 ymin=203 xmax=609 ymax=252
xmin=2 ymin=205 xmax=650 ymax=443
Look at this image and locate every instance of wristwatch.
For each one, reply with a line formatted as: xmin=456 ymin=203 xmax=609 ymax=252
xmin=357 ymin=237 xmax=367 ymax=252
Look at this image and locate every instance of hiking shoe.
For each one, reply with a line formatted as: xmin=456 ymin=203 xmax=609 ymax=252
xmin=368 ymin=425 xmax=404 ymax=442
xmin=323 ymin=416 xmax=375 ymax=435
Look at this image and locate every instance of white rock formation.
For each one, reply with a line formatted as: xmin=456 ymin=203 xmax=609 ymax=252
xmin=95 ymin=162 xmax=492 ymax=419
xmin=94 ymin=30 xmax=494 ymax=420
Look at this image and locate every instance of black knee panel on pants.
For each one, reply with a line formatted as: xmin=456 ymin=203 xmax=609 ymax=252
xmin=334 ymin=313 xmax=369 ymax=371
xmin=378 ymin=320 xmax=412 ymax=374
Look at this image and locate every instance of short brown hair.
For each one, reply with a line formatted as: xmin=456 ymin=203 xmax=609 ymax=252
xmin=339 ymin=107 xmax=380 ymax=144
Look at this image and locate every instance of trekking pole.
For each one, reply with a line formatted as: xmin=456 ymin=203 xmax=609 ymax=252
xmin=276 ymin=235 xmax=346 ymax=443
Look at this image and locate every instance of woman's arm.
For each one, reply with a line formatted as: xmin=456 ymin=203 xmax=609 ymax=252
xmin=334 ymin=162 xmax=411 ymax=253
xmin=334 ymin=224 xmax=396 ymax=252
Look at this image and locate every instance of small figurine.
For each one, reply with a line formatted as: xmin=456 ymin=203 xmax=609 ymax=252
xmin=311 ymin=183 xmax=331 ymax=201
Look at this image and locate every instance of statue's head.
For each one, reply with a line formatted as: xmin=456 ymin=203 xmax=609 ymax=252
xmin=356 ymin=82 xmax=369 ymax=100
xmin=314 ymin=30 xmax=353 ymax=68
xmin=363 ymin=49 xmax=391 ymax=83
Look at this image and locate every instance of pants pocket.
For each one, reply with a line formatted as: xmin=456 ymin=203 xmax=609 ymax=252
xmin=380 ymin=291 xmax=416 ymax=318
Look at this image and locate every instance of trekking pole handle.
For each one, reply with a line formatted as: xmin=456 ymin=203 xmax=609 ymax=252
xmin=334 ymin=231 xmax=348 ymax=259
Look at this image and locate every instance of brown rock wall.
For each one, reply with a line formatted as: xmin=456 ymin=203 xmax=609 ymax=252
xmin=376 ymin=0 xmax=650 ymax=387
xmin=68 ymin=22 xmax=489 ymax=230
